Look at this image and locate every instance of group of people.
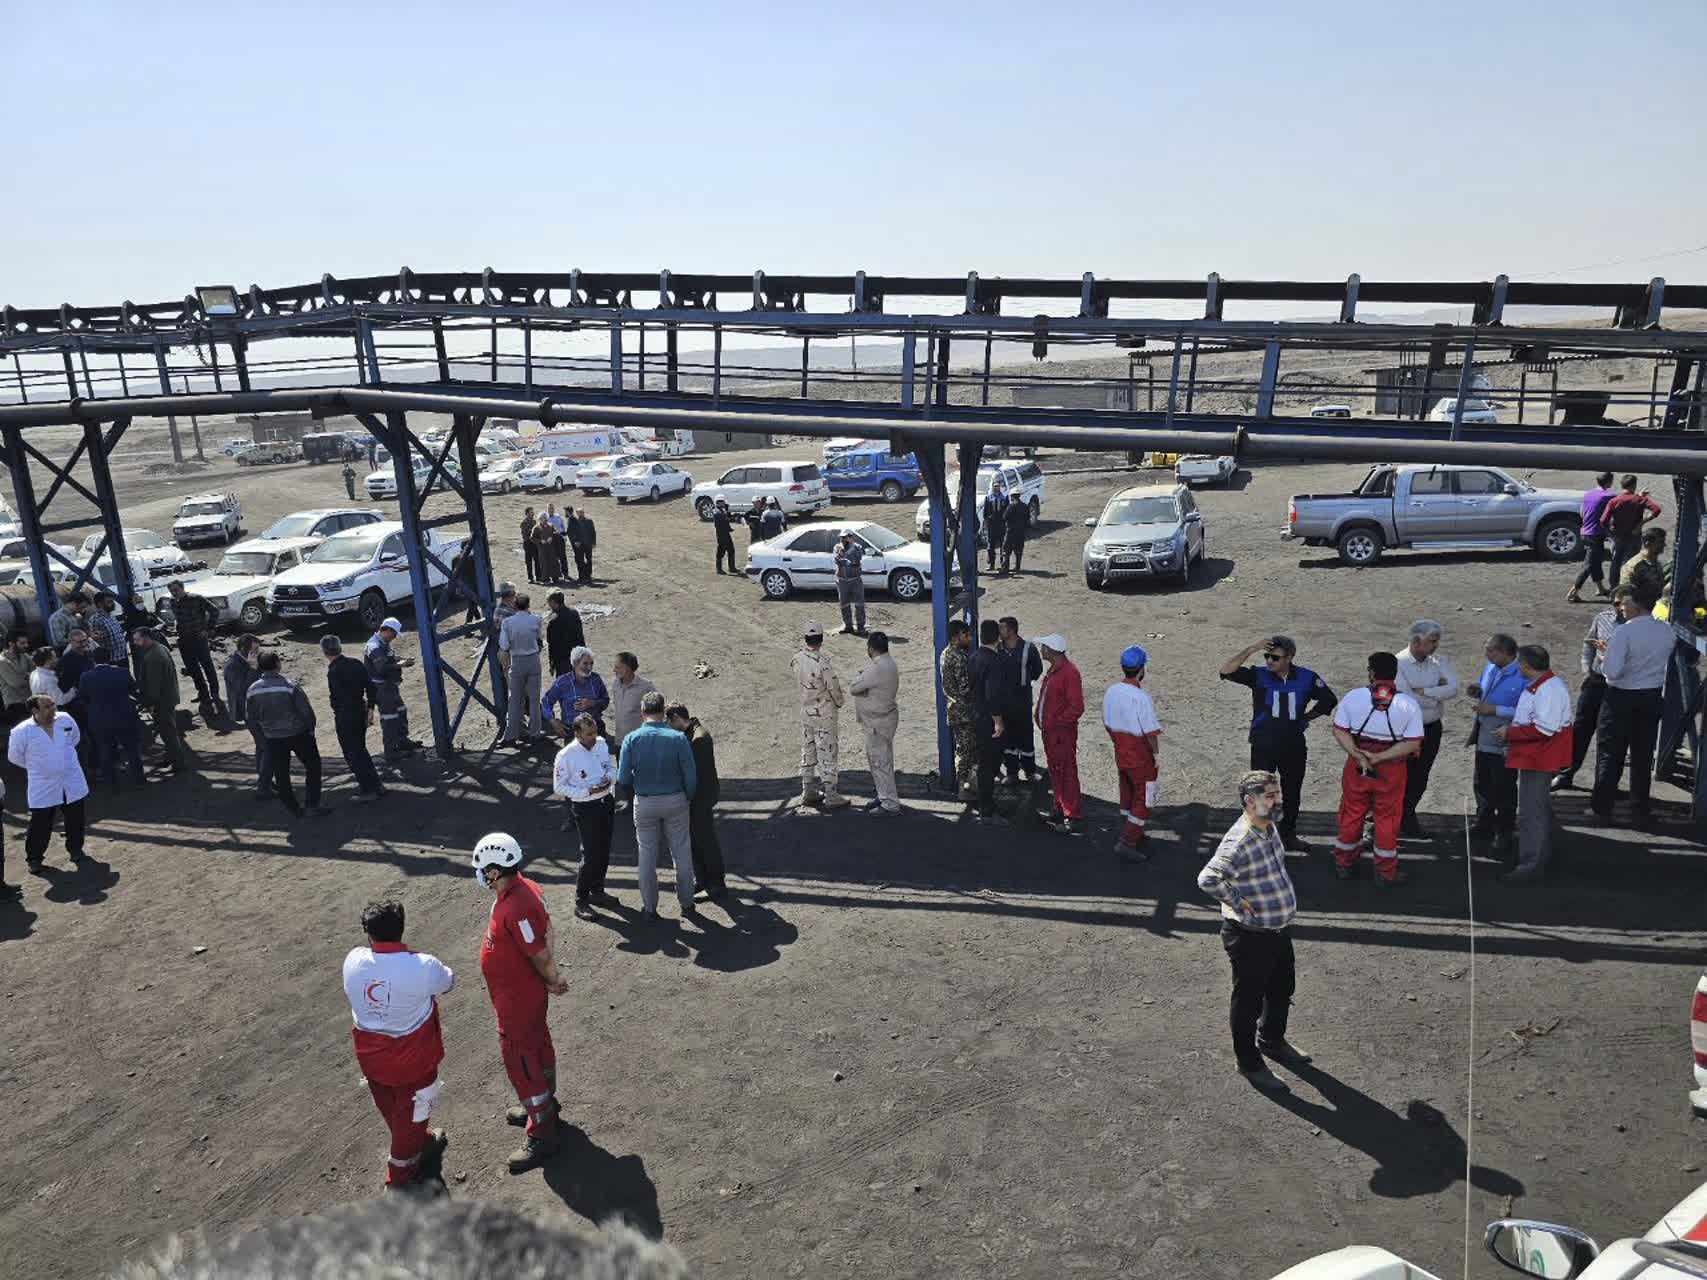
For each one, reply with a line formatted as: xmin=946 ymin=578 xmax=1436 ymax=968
xmin=520 ymin=504 xmax=597 ymax=588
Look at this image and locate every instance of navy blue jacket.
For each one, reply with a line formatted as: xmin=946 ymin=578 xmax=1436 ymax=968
xmin=77 ymin=663 xmax=143 ymax=731
xmin=1222 ymin=663 xmax=1338 ymax=747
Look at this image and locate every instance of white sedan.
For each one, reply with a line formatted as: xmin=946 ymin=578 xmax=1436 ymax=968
xmin=479 ymin=457 xmax=529 ymax=494
xmin=79 ymin=528 xmax=194 ymax=578
xmin=575 ymin=451 xmax=658 ymax=494
xmin=518 ymin=456 xmax=580 ymax=492
xmin=0 ymin=537 xmax=78 ymax=587
xmin=746 ymin=520 xmax=934 ymax=602
xmin=611 ymin=461 xmax=693 ymax=503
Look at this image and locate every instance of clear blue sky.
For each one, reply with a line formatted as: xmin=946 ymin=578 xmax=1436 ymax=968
xmin=4 ymin=0 xmax=1705 ymax=310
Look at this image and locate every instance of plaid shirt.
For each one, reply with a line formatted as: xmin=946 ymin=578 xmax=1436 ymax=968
xmin=86 ymin=606 xmax=128 ymax=659
xmin=1198 ymin=815 xmax=1297 ymax=931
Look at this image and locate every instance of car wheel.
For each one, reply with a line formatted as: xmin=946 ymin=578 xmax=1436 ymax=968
xmin=889 ymin=568 xmax=925 ymax=601
xmin=238 ymin=599 xmax=268 ymax=629
xmin=502 ymin=480 xmax=513 ymax=494
xmin=1335 ymin=525 xmax=1384 ymax=567
xmin=554 ymin=477 xmax=565 ymax=491
xmin=695 ymin=497 xmax=715 ymax=521
xmin=357 ymin=589 xmax=388 ymax=632
xmin=880 ymin=479 xmax=904 ymax=504
xmin=760 ymin=568 xmax=792 ymax=599
xmin=616 ymin=496 xmax=627 ymax=505
xmin=1028 ymin=496 xmax=1041 ymax=521
xmin=1085 ymin=570 xmax=1104 ymax=590
xmin=683 ymin=478 xmax=692 ymax=494
xmin=1536 ymin=516 xmax=1581 ymax=562
xmin=649 ymin=486 xmax=660 ymax=502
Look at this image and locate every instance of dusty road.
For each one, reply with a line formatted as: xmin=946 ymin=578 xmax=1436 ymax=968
xmin=1 ymin=427 xmax=1702 ymax=1278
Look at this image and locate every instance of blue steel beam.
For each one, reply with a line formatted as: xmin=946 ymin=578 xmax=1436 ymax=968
xmin=915 ymin=442 xmax=954 ymax=790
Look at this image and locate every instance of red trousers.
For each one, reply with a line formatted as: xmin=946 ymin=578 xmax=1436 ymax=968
xmin=1334 ymin=754 xmax=1405 ymax=878
xmin=366 ymin=1071 xmax=438 ymax=1186
xmin=1041 ymin=727 xmax=1081 ymax=818
xmin=1116 ymin=767 xmax=1157 ymax=846
xmin=499 ymin=1016 xmax=559 ymax=1138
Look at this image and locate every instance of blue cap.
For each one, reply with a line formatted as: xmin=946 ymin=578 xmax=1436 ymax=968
xmin=1120 ymin=644 xmax=1148 ymax=669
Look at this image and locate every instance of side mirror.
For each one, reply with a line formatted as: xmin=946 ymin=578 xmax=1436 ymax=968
xmin=1503 ymin=483 xmax=1523 ymax=496
xmin=1083 ymin=517 xmax=1098 ymax=528
xmin=1484 ymin=1220 xmax=1600 ymax=1279
xmin=1184 ymin=511 xmax=1202 ymax=522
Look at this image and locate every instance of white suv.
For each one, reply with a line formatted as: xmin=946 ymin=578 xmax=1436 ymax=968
xmin=172 ymin=492 xmax=243 ymax=546
xmin=694 ymin=460 xmax=830 ymax=521
xmin=914 ymin=460 xmax=1046 ymax=540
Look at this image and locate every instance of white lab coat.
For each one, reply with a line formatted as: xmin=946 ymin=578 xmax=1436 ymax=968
xmin=7 ymin=713 xmax=90 ymax=808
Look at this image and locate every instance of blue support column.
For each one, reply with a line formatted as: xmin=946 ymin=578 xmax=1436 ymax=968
xmin=82 ymin=418 xmax=140 ymax=637
xmin=2 ymin=426 xmax=61 ymax=628
xmin=384 ymin=409 xmax=455 ymax=758
xmin=450 ymin=413 xmax=507 ymax=717
xmin=916 ymin=441 xmax=954 ymax=788
xmin=955 ymin=442 xmax=981 ymax=632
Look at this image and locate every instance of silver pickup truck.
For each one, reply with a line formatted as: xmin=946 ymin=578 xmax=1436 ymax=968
xmin=1284 ymin=463 xmax=1583 ymax=566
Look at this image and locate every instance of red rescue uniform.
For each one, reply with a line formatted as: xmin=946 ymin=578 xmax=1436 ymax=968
xmin=1103 ymin=679 xmax=1162 ymax=846
xmin=1035 ymin=656 xmax=1085 ymax=820
xmin=1331 ymin=684 xmax=1424 ymax=880
xmin=481 ymin=874 xmax=560 ymax=1138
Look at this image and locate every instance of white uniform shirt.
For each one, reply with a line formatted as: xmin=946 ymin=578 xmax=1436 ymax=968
xmin=342 ymin=945 xmax=455 ymax=1037
xmin=1511 ymin=675 xmax=1572 ymax=735
xmin=554 ymin=737 xmax=614 ymax=803
xmin=1102 ymin=681 xmax=1162 ymax=737
xmin=1392 ymin=649 xmax=1460 ymax=725
xmin=29 ymin=667 xmax=71 ymax=707
xmin=7 ymin=713 xmax=90 ymax=808
xmin=1332 ymin=686 xmax=1424 ymax=744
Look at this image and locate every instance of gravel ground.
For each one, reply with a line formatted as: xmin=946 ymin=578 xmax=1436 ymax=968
xmin=1 ymin=428 xmax=1702 ymax=1279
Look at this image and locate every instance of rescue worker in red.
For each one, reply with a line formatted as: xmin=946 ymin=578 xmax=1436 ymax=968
xmin=342 ymin=898 xmax=455 ymax=1190
xmin=1033 ymin=633 xmax=1085 ymax=836
xmin=473 ymin=831 xmax=570 ymax=1174
xmin=1330 ymin=652 xmax=1424 ymax=886
xmin=1102 ymin=644 xmax=1162 ymax=860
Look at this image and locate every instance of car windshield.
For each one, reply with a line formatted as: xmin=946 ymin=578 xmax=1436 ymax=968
xmin=262 ymin=514 xmax=320 ymax=538
xmin=856 ymin=525 xmax=907 ymax=551
xmin=615 ymin=465 xmax=649 ymax=478
xmin=488 ymin=459 xmax=522 ymax=473
xmin=217 ymin=552 xmax=275 ymax=576
xmin=179 ymin=502 xmax=226 ymax=517
xmin=1102 ymin=497 xmax=1179 ymax=525
xmin=309 ymin=528 xmax=387 ymax=563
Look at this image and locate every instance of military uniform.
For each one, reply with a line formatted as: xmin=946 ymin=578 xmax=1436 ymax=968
xmin=789 ymin=631 xmax=845 ymax=805
xmin=938 ymin=641 xmax=977 ymax=798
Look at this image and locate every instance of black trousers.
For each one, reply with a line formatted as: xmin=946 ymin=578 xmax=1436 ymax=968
xmin=335 ymin=710 xmax=382 ymax=794
xmin=1564 ymin=674 xmax=1606 ymax=779
xmin=270 ymin=731 xmax=323 ymax=812
xmin=1607 ymin=533 xmax=1642 ymax=589
xmin=1592 ymin=685 xmax=1663 ymax=814
xmin=523 ymin=538 xmax=540 ymax=582
xmin=573 ymin=794 xmax=615 ymax=900
xmin=1249 ymin=736 xmax=1307 ymax=847
xmin=26 ymin=799 xmax=86 ymax=862
xmin=1574 ymin=534 xmax=1607 ymax=591
xmin=689 ymin=795 xmax=727 ymax=893
xmin=975 ymin=721 xmax=1002 ymax=814
xmin=1002 ymin=697 xmax=1039 ymax=780
xmin=1221 ymin=920 xmax=1295 ymax=1072
xmin=178 ymin=634 xmax=221 ymax=708
xmin=715 ymin=537 xmax=737 ymax=574
xmin=573 ymin=546 xmax=593 ymax=584
xmin=1473 ymin=751 xmax=1517 ymax=833
xmin=1403 ymin=720 xmax=1443 ymax=822
xmin=1000 ymin=541 xmax=1025 ymax=573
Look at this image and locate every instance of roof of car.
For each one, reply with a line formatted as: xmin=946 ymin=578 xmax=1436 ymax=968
xmin=1111 ymin=483 xmax=1185 ymax=500
xmin=180 ymin=492 xmax=234 ymax=503
xmin=282 ymin=507 xmax=383 ymax=518
xmin=226 ymin=536 xmax=322 ymax=554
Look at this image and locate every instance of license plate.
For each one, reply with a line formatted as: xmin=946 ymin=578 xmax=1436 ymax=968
xmin=278 ymin=605 xmax=312 ymax=616
xmin=1112 ymin=555 xmax=1145 ymax=567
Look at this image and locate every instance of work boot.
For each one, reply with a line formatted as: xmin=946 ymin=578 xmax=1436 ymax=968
xmin=506 ymin=1100 xmax=562 ymax=1128
xmin=821 ymin=792 xmax=851 ymax=811
xmin=1238 ymin=1065 xmax=1289 ymax=1093
xmin=507 ymin=1129 xmax=560 ymax=1174
xmin=1257 ymin=1038 xmax=1313 ymax=1066
xmin=1062 ymin=817 xmax=1087 ymax=837
xmin=800 ymin=790 xmax=823 ymax=809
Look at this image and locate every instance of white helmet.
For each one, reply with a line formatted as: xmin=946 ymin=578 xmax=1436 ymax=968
xmin=471 ymin=831 xmax=524 ymax=882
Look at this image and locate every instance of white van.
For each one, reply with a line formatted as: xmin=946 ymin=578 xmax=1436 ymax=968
xmin=536 ymin=428 xmax=619 ymax=460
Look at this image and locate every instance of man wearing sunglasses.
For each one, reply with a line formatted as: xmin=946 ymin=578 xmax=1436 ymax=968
xmin=1219 ymin=635 xmax=1338 ymax=852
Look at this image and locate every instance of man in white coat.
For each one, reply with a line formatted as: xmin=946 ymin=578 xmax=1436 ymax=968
xmin=7 ymin=693 xmax=89 ymax=869
xmin=849 ymin=630 xmax=901 ymax=816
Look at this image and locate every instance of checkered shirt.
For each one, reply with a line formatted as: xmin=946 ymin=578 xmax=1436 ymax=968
xmin=1198 ymin=815 xmax=1297 ymax=931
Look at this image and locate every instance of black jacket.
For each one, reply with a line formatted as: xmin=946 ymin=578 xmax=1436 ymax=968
xmin=570 ymin=516 xmax=596 ymax=549
xmin=1001 ymin=499 xmax=1031 ymax=548
xmin=328 ymin=653 xmax=375 ymax=719
xmin=547 ymin=608 xmax=585 ymax=675
xmin=712 ymin=509 xmax=735 ymax=542
xmin=684 ymin=719 xmax=720 ymax=808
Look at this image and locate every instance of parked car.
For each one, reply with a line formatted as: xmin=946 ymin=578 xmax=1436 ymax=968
xmin=617 ymin=429 xmax=694 ymax=457
xmin=1082 ymin=483 xmax=1207 ymax=589
xmin=479 ymin=457 xmax=529 ymax=494
xmin=575 ymin=451 xmax=660 ymax=494
xmin=268 ymin=521 xmax=461 ymax=631
xmin=1429 ymin=396 xmax=1500 ymax=425
xmin=531 ymin=427 xmax=617 ymax=459
xmin=1308 ymin=404 xmax=1354 ymax=419
xmin=365 ymin=459 xmax=461 ymax=500
xmin=824 ymin=446 xmax=922 ymax=503
xmin=0 ymin=537 xmax=78 ymax=587
xmin=301 ymin=431 xmax=366 ymax=464
xmin=520 ymin=456 xmax=583 ymax=493
xmin=1175 ymin=454 xmax=1237 ymax=487
xmin=612 ymin=461 xmax=693 ymax=503
xmin=258 ymin=508 xmax=384 ymax=548
xmin=914 ymin=459 xmax=1046 ymax=540
xmin=693 ymin=460 xmax=831 ymax=521
xmin=220 ymin=437 xmax=254 ymax=456
xmin=195 ymin=537 xmax=319 ymax=629
xmin=234 ymin=441 xmax=301 ymax=466
xmin=79 ymin=528 xmax=194 ymax=579
xmin=746 ymin=521 xmax=933 ymax=602
xmin=1284 ymin=463 xmax=1582 ymax=566
xmin=171 ymin=492 xmax=243 ymax=546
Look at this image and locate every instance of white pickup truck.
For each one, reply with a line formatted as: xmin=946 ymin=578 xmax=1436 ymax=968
xmin=267 ymin=520 xmax=461 ymax=632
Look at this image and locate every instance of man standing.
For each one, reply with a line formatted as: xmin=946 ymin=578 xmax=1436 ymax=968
xmin=569 ymin=508 xmax=596 ymax=585
xmin=1591 ymin=581 xmax=1671 ymax=823
xmin=86 ymin=593 xmax=128 ymax=664
xmin=1392 ymin=620 xmax=1459 ymax=839
xmin=324 ymin=635 xmax=384 ymax=802
xmin=1604 ymin=474 xmax=1662 ymax=587
xmin=1555 ymin=585 xmax=1628 ymax=792
xmin=1493 ymin=645 xmax=1573 ymax=884
xmin=1104 ymin=644 xmax=1163 ymax=858
xmin=1000 ymin=495 xmax=1030 ymax=575
xmin=790 ymin=622 xmax=848 ymax=810
xmin=8 ymin=693 xmax=90 ymax=868
xmin=1033 ymin=634 xmax=1085 ymax=836
xmin=492 ymin=583 xmax=519 ymax=680
xmin=938 ymin=620 xmax=977 ymax=803
xmin=1619 ymin=525 xmax=1671 ymax=598
xmin=543 ymin=647 xmax=610 ymax=738
xmin=849 ymin=631 xmax=900 ymax=816
xmin=743 ymin=497 xmax=767 ymax=546
xmin=166 ymin=579 xmax=226 ymax=720
xmin=997 ymin=617 xmax=1045 ymax=786
xmin=247 ymin=651 xmax=331 ymax=818
xmin=554 ymin=713 xmax=617 ymax=918
xmin=760 ymin=498 xmax=787 ymax=542
xmin=0 ymin=630 xmax=35 ymax=723
xmin=78 ymin=648 xmax=146 ymax=791
xmin=1330 ymin=652 xmax=1424 ymax=887
xmin=980 ymin=481 xmax=1009 ymax=573
xmin=47 ymin=592 xmax=89 ymax=650
xmin=1567 ymin=471 xmax=1618 ymax=603
xmin=366 ymin=618 xmax=419 ymax=763
xmin=712 ymin=500 xmax=738 ymax=575
xmin=544 ymin=593 xmax=585 ymax=679
xmin=131 ymin=627 xmax=188 ymax=775
xmin=1197 ymin=770 xmax=1307 ymax=1094
xmin=1468 ymin=633 xmax=1525 ymax=853
xmin=500 ymin=594 xmax=545 ymax=745
xmin=833 ymin=531 xmax=867 ymax=636
xmin=343 ymin=899 xmax=453 ymax=1190
xmin=224 ymin=634 xmax=270 ymax=795
xmin=609 ymin=652 xmax=657 ymax=807
xmin=616 ymin=691 xmax=699 ymax=921
xmin=1218 ymin=636 xmax=1337 ymax=852
xmin=969 ymin=619 xmax=1010 ymax=826
xmin=520 ymin=508 xmax=540 ymax=585
xmin=342 ymin=462 xmax=358 ymax=501
xmin=472 ymin=832 xmax=569 ymax=1174
xmin=667 ymin=703 xmax=729 ymax=897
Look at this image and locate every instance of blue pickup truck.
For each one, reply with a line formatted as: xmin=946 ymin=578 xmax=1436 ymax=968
xmin=822 ymin=445 xmax=922 ymax=504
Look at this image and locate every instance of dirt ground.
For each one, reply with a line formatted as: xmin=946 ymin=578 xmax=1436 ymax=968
xmin=2 ymin=426 xmax=1703 ymax=1279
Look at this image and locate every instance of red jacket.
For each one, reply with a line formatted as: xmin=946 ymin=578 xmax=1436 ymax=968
xmin=1035 ymin=658 xmax=1084 ymax=734
xmin=352 ymin=1007 xmax=445 ymax=1088
xmin=1503 ymin=673 xmax=1574 ymax=773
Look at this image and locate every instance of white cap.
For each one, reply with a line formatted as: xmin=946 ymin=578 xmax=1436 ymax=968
xmin=1036 ymin=633 xmax=1068 ymax=654
xmin=379 ymin=617 xmax=403 ymax=634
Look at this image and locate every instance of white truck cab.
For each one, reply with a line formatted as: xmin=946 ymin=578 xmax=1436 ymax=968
xmin=267 ymin=520 xmax=460 ymax=631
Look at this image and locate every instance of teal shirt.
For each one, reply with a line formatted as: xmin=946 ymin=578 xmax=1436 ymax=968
xmin=615 ymin=721 xmax=697 ymax=799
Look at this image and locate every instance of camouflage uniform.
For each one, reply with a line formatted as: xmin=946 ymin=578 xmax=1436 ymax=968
xmin=790 ymin=645 xmax=845 ymax=803
xmin=939 ymin=641 xmax=977 ymax=797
